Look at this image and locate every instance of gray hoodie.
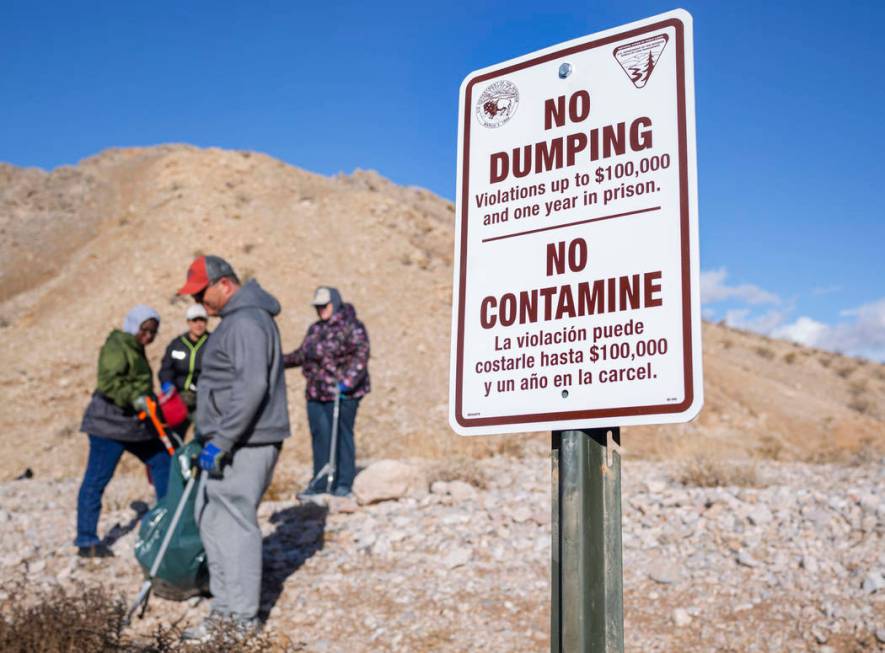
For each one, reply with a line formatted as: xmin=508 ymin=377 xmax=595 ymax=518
xmin=196 ymin=280 xmax=291 ymax=452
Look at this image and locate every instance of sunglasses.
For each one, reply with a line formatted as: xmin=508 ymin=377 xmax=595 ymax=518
xmin=188 ymin=317 xmax=208 ymax=323
xmin=192 ymin=279 xmax=220 ymax=304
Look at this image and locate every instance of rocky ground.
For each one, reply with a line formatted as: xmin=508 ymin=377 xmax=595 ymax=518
xmin=1 ymin=455 xmax=882 ymax=652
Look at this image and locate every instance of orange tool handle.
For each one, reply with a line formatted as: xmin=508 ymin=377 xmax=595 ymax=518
xmin=138 ymin=397 xmax=176 ymax=456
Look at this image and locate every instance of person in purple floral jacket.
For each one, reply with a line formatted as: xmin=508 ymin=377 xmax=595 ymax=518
xmin=283 ymin=286 xmax=370 ymax=498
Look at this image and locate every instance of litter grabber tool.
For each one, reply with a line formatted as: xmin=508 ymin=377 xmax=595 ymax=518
xmin=125 ymin=460 xmax=206 ymax=625
xmin=306 ymin=388 xmax=341 ymax=495
xmin=138 ymin=396 xmax=182 ymax=455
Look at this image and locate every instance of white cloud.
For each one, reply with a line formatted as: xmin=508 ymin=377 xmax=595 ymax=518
xmin=772 ymin=299 xmax=885 ymax=361
xmin=700 ymin=268 xmax=884 ymax=360
xmin=772 ymin=316 xmax=828 ymax=347
xmin=724 ymin=308 xmax=790 ymax=334
xmin=701 ymin=268 xmax=780 ymax=305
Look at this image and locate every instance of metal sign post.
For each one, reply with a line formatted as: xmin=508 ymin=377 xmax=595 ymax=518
xmin=552 ymin=429 xmax=623 ymax=652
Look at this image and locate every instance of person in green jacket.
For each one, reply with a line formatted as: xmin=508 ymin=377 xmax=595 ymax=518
xmin=75 ymin=305 xmax=171 ymax=558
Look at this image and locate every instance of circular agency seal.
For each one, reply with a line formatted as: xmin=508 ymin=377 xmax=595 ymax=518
xmin=476 ymin=80 xmax=519 ymax=128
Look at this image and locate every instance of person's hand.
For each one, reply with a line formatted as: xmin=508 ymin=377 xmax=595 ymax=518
xmin=198 ymin=442 xmax=227 ymax=476
xmin=337 ymin=381 xmax=350 ymax=395
xmin=133 ymin=395 xmax=150 ymax=414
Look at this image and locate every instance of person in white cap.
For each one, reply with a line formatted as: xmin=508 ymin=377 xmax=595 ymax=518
xmin=158 ymin=303 xmax=211 ymax=439
xmin=284 ymin=286 xmax=371 ymax=499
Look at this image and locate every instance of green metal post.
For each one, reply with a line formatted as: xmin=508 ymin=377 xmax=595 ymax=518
xmin=552 ymin=428 xmax=624 ymax=652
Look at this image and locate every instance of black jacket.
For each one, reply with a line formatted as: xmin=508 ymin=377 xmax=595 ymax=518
xmin=158 ymin=332 xmax=210 ymax=394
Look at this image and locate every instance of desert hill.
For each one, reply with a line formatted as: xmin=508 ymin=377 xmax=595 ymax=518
xmin=0 ymin=145 xmax=882 ymax=480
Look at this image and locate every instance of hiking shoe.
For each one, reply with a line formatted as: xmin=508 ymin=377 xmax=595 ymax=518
xmin=296 ymin=484 xmax=328 ymax=501
xmin=77 ymin=543 xmax=114 ymax=558
xmin=332 ymin=487 xmax=354 ymax=499
xmin=230 ymin=615 xmax=262 ymax=638
xmin=181 ymin=611 xmax=224 ymax=643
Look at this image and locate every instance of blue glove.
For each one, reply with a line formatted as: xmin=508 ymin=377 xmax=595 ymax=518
xmin=337 ymin=381 xmax=350 ymax=395
xmin=198 ymin=442 xmax=227 ymax=476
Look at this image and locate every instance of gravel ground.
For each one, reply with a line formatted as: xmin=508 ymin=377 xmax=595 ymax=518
xmin=0 ymin=456 xmax=882 ymax=652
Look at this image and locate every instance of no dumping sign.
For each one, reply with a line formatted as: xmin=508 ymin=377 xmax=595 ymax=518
xmin=449 ymin=10 xmax=702 ymax=435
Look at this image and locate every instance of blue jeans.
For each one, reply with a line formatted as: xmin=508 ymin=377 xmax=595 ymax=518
xmin=306 ymin=397 xmax=360 ymax=492
xmin=75 ymin=434 xmax=171 ymax=547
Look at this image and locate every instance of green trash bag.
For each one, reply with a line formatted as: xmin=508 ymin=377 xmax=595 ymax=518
xmin=134 ymin=440 xmax=209 ymax=600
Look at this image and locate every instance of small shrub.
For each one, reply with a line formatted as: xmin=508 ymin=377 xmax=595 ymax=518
xmin=848 ymin=396 xmax=871 ymax=415
xmin=678 ymin=456 xmax=761 ymax=488
xmin=755 ymin=434 xmax=785 ymax=460
xmin=496 ymin=437 xmax=526 ymax=459
xmin=0 ymin=584 xmax=128 ymax=653
xmin=755 ymin=346 xmax=775 ymax=360
xmin=783 ymin=352 xmax=797 ymax=364
xmin=426 ymin=457 xmax=487 ymax=489
xmin=818 ymin=356 xmax=832 ymax=368
xmin=835 ymin=364 xmax=856 ymax=379
xmin=721 ymin=339 xmax=732 ymax=350
xmin=242 ymin=243 xmax=256 ymax=254
xmin=0 ymin=583 xmax=274 ymax=652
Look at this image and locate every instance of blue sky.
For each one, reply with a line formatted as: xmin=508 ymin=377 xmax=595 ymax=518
xmin=2 ymin=1 xmax=883 ymax=359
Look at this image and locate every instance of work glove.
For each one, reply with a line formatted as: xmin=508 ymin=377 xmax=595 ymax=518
xmin=337 ymin=381 xmax=350 ymax=395
xmin=133 ymin=395 xmax=151 ymax=414
xmin=198 ymin=442 xmax=228 ymax=477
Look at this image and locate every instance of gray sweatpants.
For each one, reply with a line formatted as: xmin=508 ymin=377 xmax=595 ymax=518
xmin=195 ymin=443 xmax=280 ymax=620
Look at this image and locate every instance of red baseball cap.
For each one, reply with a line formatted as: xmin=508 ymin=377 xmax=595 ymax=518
xmin=177 ymin=255 xmax=236 ymax=295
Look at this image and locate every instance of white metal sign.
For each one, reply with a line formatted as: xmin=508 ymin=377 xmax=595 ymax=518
xmin=450 ymin=10 xmax=702 ymax=435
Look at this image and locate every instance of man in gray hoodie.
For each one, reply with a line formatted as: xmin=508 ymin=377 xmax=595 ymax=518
xmin=176 ymin=255 xmax=291 ymax=639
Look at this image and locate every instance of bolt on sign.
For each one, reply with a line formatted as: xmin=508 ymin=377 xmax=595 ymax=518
xmin=450 ymin=10 xmax=702 ymax=435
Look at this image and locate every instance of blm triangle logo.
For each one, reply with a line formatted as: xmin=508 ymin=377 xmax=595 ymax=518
xmin=613 ymin=34 xmax=669 ymax=89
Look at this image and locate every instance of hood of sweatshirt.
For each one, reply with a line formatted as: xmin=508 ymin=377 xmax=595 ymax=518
xmin=220 ymin=279 xmax=281 ymax=318
xmin=122 ymin=304 xmax=160 ymax=335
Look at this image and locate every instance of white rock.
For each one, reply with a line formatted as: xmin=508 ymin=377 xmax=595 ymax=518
xmin=511 ymin=506 xmax=532 ymax=524
xmin=747 ymin=506 xmax=773 ymax=526
xmin=443 ymin=546 xmax=473 ymax=569
xmin=800 ymin=555 xmax=819 ymax=574
xmin=645 ymin=480 xmax=667 ymax=494
xmin=736 ymin=550 xmax=758 ymax=568
xmin=861 ymin=571 xmax=883 ymax=594
xmin=672 ymin=608 xmax=691 ymax=627
xmin=447 ymin=480 xmax=478 ymax=501
xmin=649 ymin=557 xmax=681 ymax=584
xmin=353 ymin=460 xmax=428 ymax=505
xmin=430 ymin=481 xmax=450 ymax=495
